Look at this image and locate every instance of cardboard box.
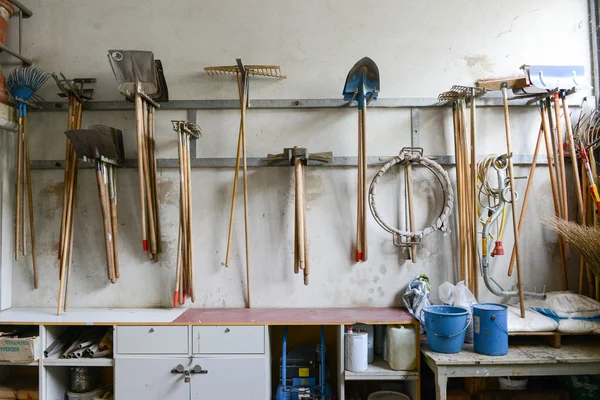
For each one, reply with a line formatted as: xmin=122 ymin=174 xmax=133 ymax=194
xmin=0 ymin=336 xmax=40 ymax=363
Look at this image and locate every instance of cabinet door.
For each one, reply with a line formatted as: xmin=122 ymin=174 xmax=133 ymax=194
xmin=115 ymin=358 xmax=190 ymax=400
xmin=191 ymin=357 xmax=267 ymax=400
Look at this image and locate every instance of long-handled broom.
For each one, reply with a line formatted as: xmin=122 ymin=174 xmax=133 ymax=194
xmin=6 ymin=66 xmax=50 ymax=289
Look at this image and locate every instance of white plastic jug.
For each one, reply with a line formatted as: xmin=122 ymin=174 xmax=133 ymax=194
xmin=385 ymin=325 xmax=417 ymax=371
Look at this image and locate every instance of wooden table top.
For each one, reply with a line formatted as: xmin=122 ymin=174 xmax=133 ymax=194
xmin=422 ymin=342 xmax=600 ymax=365
xmin=174 ymin=307 xmax=416 ymax=325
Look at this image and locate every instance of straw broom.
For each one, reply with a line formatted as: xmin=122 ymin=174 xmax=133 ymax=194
xmin=547 ymin=218 xmax=600 ymax=278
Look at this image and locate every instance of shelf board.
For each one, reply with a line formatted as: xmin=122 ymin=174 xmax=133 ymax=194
xmin=43 ymin=357 xmax=113 ymax=367
xmin=0 ymin=360 xmax=38 ymax=366
xmin=344 ymin=356 xmax=418 ymax=381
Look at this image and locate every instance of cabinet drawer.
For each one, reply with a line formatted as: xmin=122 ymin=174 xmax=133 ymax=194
xmin=193 ymin=326 xmax=264 ymax=354
xmin=117 ymin=326 xmax=189 ymax=354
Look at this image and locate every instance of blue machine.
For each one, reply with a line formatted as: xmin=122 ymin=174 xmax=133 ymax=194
xmin=275 ymin=326 xmax=332 ymax=400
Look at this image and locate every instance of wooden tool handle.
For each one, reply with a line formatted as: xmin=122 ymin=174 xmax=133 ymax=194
xmin=360 ymin=106 xmax=368 ymax=261
xmin=14 ymin=117 xmax=23 ymax=260
xmin=406 ymin=162 xmax=417 ymax=263
xmin=294 ymin=158 xmax=305 ymax=269
xmin=540 ymin=102 xmax=568 ymax=290
xmin=508 ymin=126 xmax=544 ymax=276
xmin=141 ymin=103 xmax=157 ymax=256
xmin=302 ymin=163 xmax=309 ymax=286
xmin=57 ymin=148 xmax=78 ymax=315
xmin=23 ymin=115 xmax=38 ymax=288
xmin=239 ymin=70 xmax=252 ymax=308
xmin=185 ymin=134 xmax=195 ymax=303
xmin=356 ymin=111 xmax=363 ymax=262
xmin=135 ymin=94 xmax=148 ymax=251
xmin=110 ymin=166 xmax=120 ymax=280
xmin=294 ymin=179 xmax=299 ymax=274
xmin=563 ymin=97 xmax=585 ymax=223
xmin=96 ymin=165 xmax=115 ymax=283
xmin=502 ymin=87 xmax=525 ymax=317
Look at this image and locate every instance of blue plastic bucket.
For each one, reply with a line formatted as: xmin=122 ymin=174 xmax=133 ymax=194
xmin=473 ymin=303 xmax=508 ymax=356
xmin=422 ymin=305 xmax=470 ymax=354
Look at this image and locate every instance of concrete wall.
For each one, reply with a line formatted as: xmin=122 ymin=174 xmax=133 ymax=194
xmin=1 ymin=0 xmax=593 ymax=308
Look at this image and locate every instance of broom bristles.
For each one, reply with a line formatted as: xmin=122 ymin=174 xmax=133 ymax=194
xmin=546 ymin=217 xmax=600 ymax=277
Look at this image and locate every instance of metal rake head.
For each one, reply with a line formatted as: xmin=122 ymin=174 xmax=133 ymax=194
xmin=204 ymin=65 xmax=286 ymax=79
xmin=437 ymin=85 xmax=485 ymax=105
xmin=575 ymin=108 xmax=600 ymax=148
xmin=172 ymin=120 xmax=202 ymax=139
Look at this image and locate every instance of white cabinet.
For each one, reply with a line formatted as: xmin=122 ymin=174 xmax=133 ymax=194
xmin=190 ymin=357 xmax=267 ymax=400
xmin=117 ymin=326 xmax=189 ymax=354
xmin=114 ymin=325 xmax=271 ymax=400
xmin=192 ymin=325 xmax=264 ymax=354
xmin=115 ymin=357 xmax=190 ymax=400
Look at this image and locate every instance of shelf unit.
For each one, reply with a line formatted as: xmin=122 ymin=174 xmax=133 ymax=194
xmin=336 ymin=324 xmax=421 ymax=400
xmin=1 ymin=1 xmax=33 ymax=65
xmin=343 ymin=355 xmax=419 ymax=381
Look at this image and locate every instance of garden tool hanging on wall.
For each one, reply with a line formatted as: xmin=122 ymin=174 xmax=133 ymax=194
xmin=108 ymin=50 xmax=167 ymax=261
xmin=343 ymin=57 xmax=379 ymax=263
xmin=265 ymin=147 xmax=333 ymax=285
xmin=172 ymin=120 xmax=201 ymax=307
xmin=6 ymin=66 xmax=50 ymax=289
xmin=476 ymin=75 xmax=534 ymax=317
xmin=478 ymin=154 xmax=546 ymax=303
xmin=438 ymin=86 xmax=484 ymax=297
xmin=60 ymin=125 xmax=124 ymax=315
xmin=205 ymin=59 xmax=285 ymax=307
xmin=573 ymin=101 xmax=600 ymax=299
xmin=52 ymin=74 xmax=95 ymax=267
xmin=368 ymin=147 xmax=454 ymax=259
xmin=52 ymin=73 xmax=95 ymax=314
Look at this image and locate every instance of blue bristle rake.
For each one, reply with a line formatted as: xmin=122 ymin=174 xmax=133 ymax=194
xmin=6 ymin=66 xmax=50 ymax=289
xmin=342 ymin=57 xmax=379 ymax=263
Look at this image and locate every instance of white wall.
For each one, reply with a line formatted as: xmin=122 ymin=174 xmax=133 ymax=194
xmin=3 ymin=0 xmax=592 ymax=308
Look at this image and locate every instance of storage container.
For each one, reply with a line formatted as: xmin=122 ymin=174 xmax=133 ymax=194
xmin=385 ymin=325 xmax=417 ymax=370
xmin=367 ymin=391 xmax=410 ymax=400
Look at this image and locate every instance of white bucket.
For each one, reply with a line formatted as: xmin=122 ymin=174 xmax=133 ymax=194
xmin=367 ymin=391 xmax=411 ymax=400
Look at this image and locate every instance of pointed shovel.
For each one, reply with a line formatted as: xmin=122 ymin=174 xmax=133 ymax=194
xmin=343 ymin=57 xmax=380 ymax=262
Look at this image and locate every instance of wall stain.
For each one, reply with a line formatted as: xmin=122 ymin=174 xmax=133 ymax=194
xmin=158 ymin=179 xmax=177 ymax=205
xmin=380 ymin=264 xmax=388 ymax=275
xmin=41 ymin=182 xmax=64 ymax=220
xmin=304 ymin=170 xmax=323 ymax=206
xmin=462 ymin=55 xmax=493 ymax=77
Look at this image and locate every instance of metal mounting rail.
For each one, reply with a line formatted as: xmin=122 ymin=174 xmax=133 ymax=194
xmin=9 ymin=0 xmax=32 ymax=17
xmin=33 ymin=96 xmax=543 ymax=112
xmin=30 ymin=155 xmax=549 ymax=170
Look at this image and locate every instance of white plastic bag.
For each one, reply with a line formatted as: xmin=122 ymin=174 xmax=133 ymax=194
xmin=438 ymin=281 xmax=477 ymax=342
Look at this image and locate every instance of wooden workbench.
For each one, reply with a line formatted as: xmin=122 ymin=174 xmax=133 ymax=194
xmin=422 ymin=341 xmax=600 ymax=400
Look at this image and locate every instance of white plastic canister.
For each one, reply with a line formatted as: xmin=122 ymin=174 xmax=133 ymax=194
xmin=385 ymin=325 xmax=417 ymax=371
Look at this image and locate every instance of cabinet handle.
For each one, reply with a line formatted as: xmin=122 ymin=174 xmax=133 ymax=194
xmin=191 ymin=365 xmax=208 ymax=375
xmin=149 ymin=328 xmax=155 ymax=333
xmin=224 ymin=328 xmax=231 ymax=333
xmin=171 ymin=364 xmax=185 ymax=374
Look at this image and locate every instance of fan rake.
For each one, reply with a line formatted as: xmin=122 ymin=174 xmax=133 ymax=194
xmin=6 ymin=66 xmax=50 ymax=289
